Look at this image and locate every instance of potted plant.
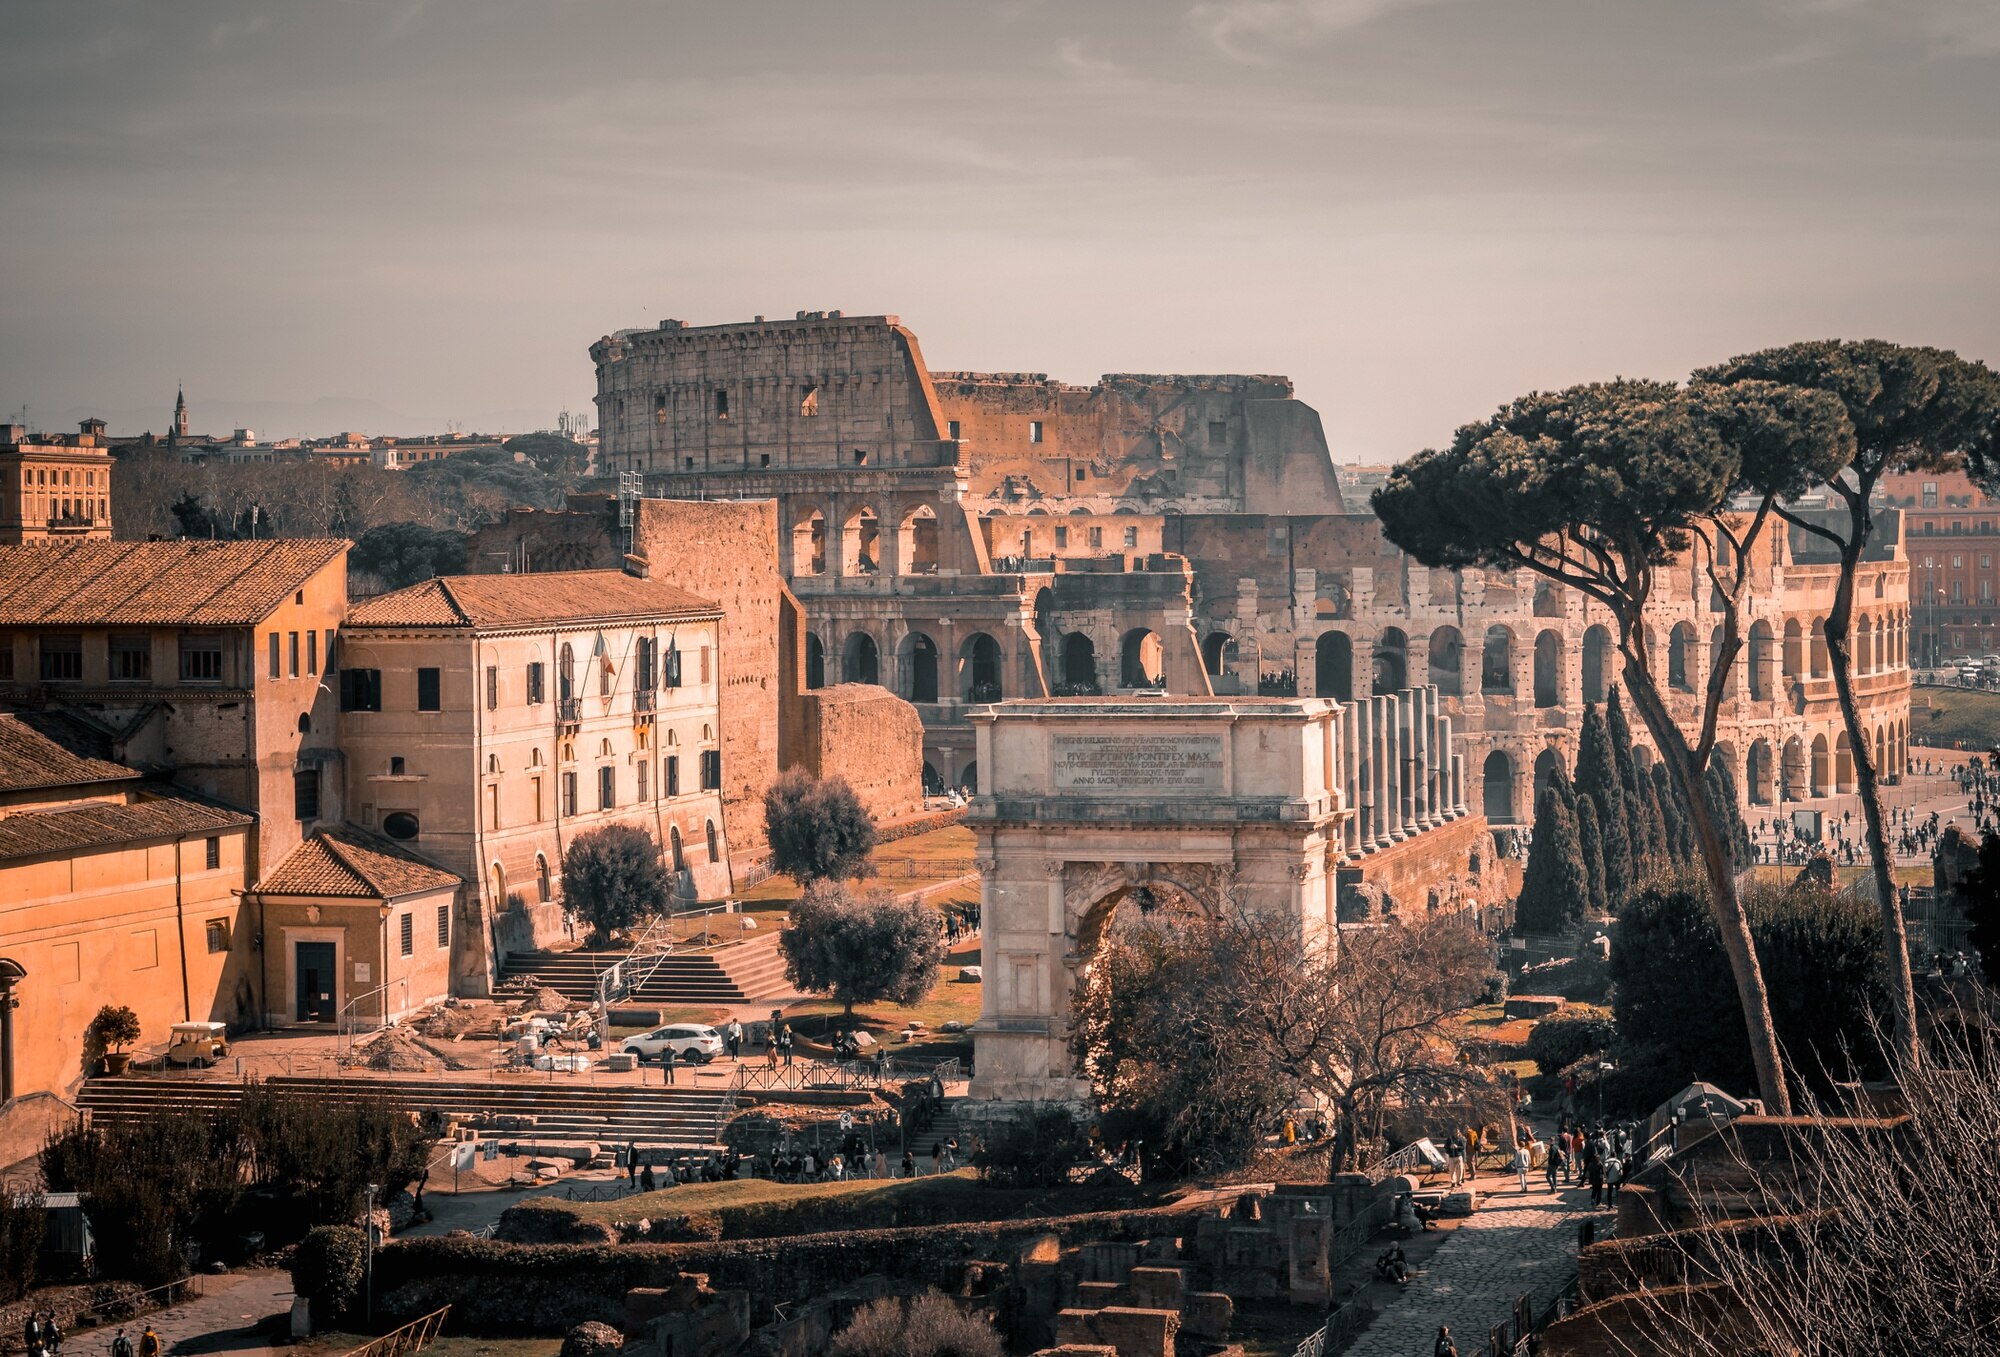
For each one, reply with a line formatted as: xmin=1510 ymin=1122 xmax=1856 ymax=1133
xmin=86 ymin=1005 xmax=142 ymax=1075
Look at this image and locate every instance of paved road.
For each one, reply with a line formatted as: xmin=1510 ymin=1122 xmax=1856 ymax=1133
xmin=83 ymin=1271 xmax=296 ymax=1357
xmin=1342 ymin=1172 xmax=1603 ymax=1357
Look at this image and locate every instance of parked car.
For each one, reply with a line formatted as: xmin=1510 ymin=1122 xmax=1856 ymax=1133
xmin=621 ymin=1024 xmax=724 ymax=1064
xmin=165 ymin=1020 xmax=230 ymax=1067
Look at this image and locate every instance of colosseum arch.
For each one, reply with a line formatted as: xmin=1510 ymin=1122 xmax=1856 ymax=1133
xmin=1481 ymin=625 xmax=1514 ymax=696
xmin=1060 ymin=632 xmax=1099 ymax=692
xmin=842 ymin=505 xmax=881 ymax=575
xmin=1119 ymin=628 xmax=1164 ymax=690
xmin=1582 ymin=625 xmax=1612 ymax=703
xmin=899 ymin=631 xmax=940 ymax=703
xmin=897 ymin=504 xmax=939 ymax=575
xmin=1834 ymin=732 xmax=1854 ymax=794
xmin=1533 ymin=746 xmax=1564 ymax=804
xmin=961 ymin=632 xmax=1004 ymax=702
xmin=1201 ymin=631 xmax=1236 ymax=678
xmin=1783 ymin=735 xmax=1809 ymax=800
xmin=1746 ymin=739 xmax=1774 ymax=805
xmin=804 ymin=632 xmax=827 ymax=690
xmin=1783 ymin=620 xmax=1803 ymax=679
xmin=1668 ymin=623 xmax=1696 ymax=692
xmin=842 ymin=630 xmax=880 ymax=685
xmin=1482 ymin=749 xmax=1516 ymax=823
xmin=1811 ymin=734 xmax=1831 ymax=797
xmin=1375 ymin=628 xmax=1408 ymax=694
xmin=1810 ymin=619 xmax=1830 ymax=678
xmin=1533 ymin=630 xmax=1563 ymax=708
xmin=1429 ymin=626 xmax=1464 ymax=696
xmin=791 ymin=505 xmax=828 ymax=575
xmin=1316 ymin=631 xmax=1354 ymax=702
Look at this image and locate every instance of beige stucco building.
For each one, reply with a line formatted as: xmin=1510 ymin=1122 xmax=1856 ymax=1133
xmin=337 ymin=569 xmax=728 ymax=985
xmin=0 ymin=421 xmax=115 ymax=545
xmin=0 ymin=714 xmax=255 ymax=1108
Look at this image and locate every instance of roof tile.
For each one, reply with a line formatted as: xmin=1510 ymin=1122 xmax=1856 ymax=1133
xmin=0 ymin=540 xmax=347 ymax=627
xmin=347 ymin=571 xmax=720 ymax=630
xmin=254 ymin=825 xmax=460 ymax=898
xmin=0 ymin=796 xmax=253 ymax=863
xmin=0 ymin=713 xmax=137 ymax=793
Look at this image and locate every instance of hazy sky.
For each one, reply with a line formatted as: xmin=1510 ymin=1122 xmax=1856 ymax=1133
xmin=3 ymin=1 xmax=1997 ymax=460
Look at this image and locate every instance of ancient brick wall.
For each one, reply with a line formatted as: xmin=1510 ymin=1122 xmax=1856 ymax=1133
xmin=632 ymin=498 xmax=802 ymax=856
xmin=792 ymin=683 xmax=925 ymax=823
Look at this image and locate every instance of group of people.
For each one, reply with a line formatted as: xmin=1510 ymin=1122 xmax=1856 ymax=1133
xmin=20 ymin=1314 xmax=62 ymax=1357
xmin=1546 ymin=1116 xmax=1639 ymax=1207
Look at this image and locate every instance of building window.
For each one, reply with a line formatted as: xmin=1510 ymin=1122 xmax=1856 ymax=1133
xmin=706 ymin=819 xmax=719 ymax=861
xmin=179 ymin=635 xmax=224 ymax=682
xmin=562 ymin=771 xmax=578 ymax=816
xmin=700 ymin=749 xmax=721 ymax=790
xmin=1029 ymin=420 xmax=1044 ymax=444
xmin=948 ymin=420 xmax=961 ymax=439
xmin=531 ymin=775 xmax=544 ymax=820
xmin=340 ymin=668 xmax=383 ymax=711
xmin=206 ymin=919 xmax=230 ymax=953
xmin=400 ymin=912 xmax=414 ymax=957
xmin=417 ymin=667 xmax=441 ymax=711
xmin=536 ymin=853 xmax=552 ymax=902
xmin=599 ymin=765 xmax=616 ymax=809
xmin=1209 ymin=420 xmax=1228 ymax=446
xmin=1124 ymin=526 xmax=1139 ymax=547
xmin=637 ymin=761 xmax=649 ymax=801
xmin=269 ymin=632 xmax=281 ymax=678
xmin=714 ymin=389 xmax=729 ymax=418
xmin=1055 ymin=526 xmax=1069 ymax=548
xmin=294 ymin=768 xmax=321 ymax=820
xmin=527 ymin=661 xmax=545 ymax=705
xmin=486 ymin=665 xmax=498 ymax=710
xmin=485 ymin=783 xmax=501 ymax=831
xmin=700 ymin=645 xmax=710 ymax=684
xmin=437 ymin=904 xmax=450 ymax=947
xmin=205 ymin=836 xmax=221 ymax=870
xmin=636 ymin=637 xmax=656 ymax=691
xmin=289 ymin=631 xmax=300 ymax=678
xmin=1088 ymin=527 xmax=1103 ymax=548
xmin=110 ymin=634 xmax=151 ymax=681
xmin=666 ymin=754 xmax=680 ymax=796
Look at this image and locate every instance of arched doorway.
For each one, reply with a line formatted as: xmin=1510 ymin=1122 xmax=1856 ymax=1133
xmin=1747 ymin=739 xmax=1773 ymax=805
xmin=1668 ymin=623 xmax=1696 ymax=692
xmin=1202 ymin=631 xmax=1236 ymax=678
xmin=1533 ymin=747 xmax=1563 ymax=803
xmin=902 ymin=632 xmax=939 ymax=703
xmin=1375 ymin=627 xmax=1408 ymax=694
xmin=1533 ymin=630 xmax=1563 ymax=708
xmin=1429 ymin=626 xmax=1464 ymax=696
xmin=805 ymin=632 xmax=826 ymax=690
xmin=1120 ymin=629 xmax=1164 ymax=689
xmin=842 ymin=631 xmax=880 ymax=685
xmin=1811 ymin=735 xmax=1830 ymax=797
xmin=1482 ymin=750 xmax=1516 ymax=823
xmin=962 ymin=632 xmax=1004 ymax=702
xmin=1315 ymin=631 xmax=1353 ymax=702
xmin=1060 ymin=633 xmax=1099 ymax=693
xmin=1748 ymin=620 xmax=1774 ymax=701
xmin=1582 ymin=625 xmax=1611 ymax=703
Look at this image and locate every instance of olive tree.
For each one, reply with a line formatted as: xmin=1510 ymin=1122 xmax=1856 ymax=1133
xmin=1696 ymin=341 xmax=2000 ymax=1069
xmin=1373 ymin=378 xmax=1852 ymax=1113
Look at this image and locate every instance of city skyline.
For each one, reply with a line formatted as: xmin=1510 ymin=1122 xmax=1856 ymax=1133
xmin=3 ymin=0 xmax=1997 ymax=458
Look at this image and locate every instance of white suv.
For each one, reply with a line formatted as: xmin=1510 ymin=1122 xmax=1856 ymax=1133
xmin=621 ymin=1024 xmax=724 ymax=1064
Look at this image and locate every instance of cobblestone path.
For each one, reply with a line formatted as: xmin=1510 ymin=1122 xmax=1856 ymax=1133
xmin=1342 ymin=1174 xmax=1603 ymax=1357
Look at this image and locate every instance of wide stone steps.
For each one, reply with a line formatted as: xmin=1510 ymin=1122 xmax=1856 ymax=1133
xmin=75 ymin=1073 xmax=731 ymax=1146
xmin=499 ymin=935 xmax=791 ymax=1007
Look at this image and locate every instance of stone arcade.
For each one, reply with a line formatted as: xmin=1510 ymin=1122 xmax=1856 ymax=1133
xmin=965 ymin=690 xmax=1472 ymax=1105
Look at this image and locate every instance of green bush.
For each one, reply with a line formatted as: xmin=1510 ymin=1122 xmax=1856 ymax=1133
xmin=1524 ymin=1011 xmax=1618 ymax=1075
xmin=0 ymin=1191 xmax=46 ymax=1301
xmin=832 ymin=1291 xmax=1003 ymax=1357
xmin=972 ymin=1105 xmax=1092 ymax=1188
xmin=292 ymin=1225 xmax=367 ymax=1325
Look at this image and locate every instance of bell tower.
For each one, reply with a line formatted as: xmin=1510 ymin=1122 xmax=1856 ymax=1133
xmin=172 ymin=385 xmax=189 ymax=443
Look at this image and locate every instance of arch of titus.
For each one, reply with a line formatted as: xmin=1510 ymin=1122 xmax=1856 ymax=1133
xmin=965 ymin=689 xmax=1476 ymax=1105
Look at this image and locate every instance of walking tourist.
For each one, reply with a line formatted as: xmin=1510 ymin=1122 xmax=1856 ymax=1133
xmin=138 ymin=1328 xmax=159 ymax=1357
xmin=1434 ymin=1324 xmax=1458 ymax=1357
xmin=1447 ymin=1135 xmax=1465 ymax=1187
xmin=1514 ymin=1141 xmax=1532 ymax=1194
xmin=661 ymin=1044 xmax=677 ymax=1085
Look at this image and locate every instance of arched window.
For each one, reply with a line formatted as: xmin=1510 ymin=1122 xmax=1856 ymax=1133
xmin=1428 ymin=626 xmax=1463 ymax=696
xmin=1482 ymin=750 xmax=1516 ymax=823
xmin=962 ymin=632 xmax=1004 ymax=701
xmin=490 ymin=862 xmax=507 ymax=910
xmin=705 ymin=819 xmax=719 ymax=861
xmin=530 ymin=747 xmax=544 ymax=767
xmin=558 ymin=643 xmax=576 ymax=700
xmin=1533 ymin=630 xmax=1562 ymax=707
xmin=1375 ymin=628 xmax=1407 ymax=694
xmin=1201 ymin=631 xmax=1236 ymax=678
xmin=1481 ymin=626 xmax=1513 ymax=696
xmin=1582 ymin=625 xmax=1612 ymax=703
xmin=1119 ymin=629 xmax=1163 ymax=689
xmin=842 ymin=631 xmax=880 ymax=685
xmin=1668 ymin=623 xmax=1695 ymax=692
xmin=669 ymin=826 xmax=685 ymax=871
xmin=1059 ymin=633 xmax=1098 ymax=693
xmin=805 ymin=632 xmax=826 ymax=690
xmin=902 ymin=631 xmax=939 ymax=703
xmin=535 ymin=853 xmax=552 ymax=902
xmin=486 ymin=753 xmax=501 ymax=775
xmin=297 ymin=713 xmax=312 ymax=734
xmin=792 ymin=507 xmax=827 ymax=576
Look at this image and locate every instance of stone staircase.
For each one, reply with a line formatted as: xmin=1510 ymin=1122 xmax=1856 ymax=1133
xmin=905 ymin=1096 xmax=969 ymax=1162
xmin=498 ymin=933 xmax=791 ymax=1008
xmin=75 ymin=1073 xmax=731 ymax=1145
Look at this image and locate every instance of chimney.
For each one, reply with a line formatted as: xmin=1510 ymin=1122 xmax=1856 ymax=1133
xmin=623 ymin=552 xmax=650 ymax=579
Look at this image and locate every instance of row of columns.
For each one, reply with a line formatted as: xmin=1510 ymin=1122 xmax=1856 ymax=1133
xmin=1337 ymin=683 xmax=1469 ymax=858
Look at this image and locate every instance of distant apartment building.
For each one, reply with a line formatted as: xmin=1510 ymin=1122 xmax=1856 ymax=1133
xmin=1881 ymin=469 xmax=2000 ymax=663
xmin=336 ymin=570 xmax=728 ymax=981
xmin=0 ymin=420 xmax=115 ymax=544
xmin=0 ymin=538 xmax=350 ymax=876
xmin=0 ymin=713 xmax=255 ymax=1106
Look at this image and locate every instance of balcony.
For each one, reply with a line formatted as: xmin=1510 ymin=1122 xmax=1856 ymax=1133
xmin=633 ymin=688 xmax=656 ymax=715
xmin=46 ymin=514 xmax=97 ymax=533
xmin=558 ymin=697 xmax=582 ymax=725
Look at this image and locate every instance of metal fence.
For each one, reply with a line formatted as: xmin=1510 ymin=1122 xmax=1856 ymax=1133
xmin=338 ymin=1306 xmax=451 ymax=1357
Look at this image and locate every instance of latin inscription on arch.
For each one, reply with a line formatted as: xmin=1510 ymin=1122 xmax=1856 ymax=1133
xmin=1052 ymin=732 xmax=1223 ymax=795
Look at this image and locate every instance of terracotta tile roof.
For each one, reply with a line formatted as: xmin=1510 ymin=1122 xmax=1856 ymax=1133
xmin=0 ymin=539 xmax=347 ymax=627
xmin=253 ymin=825 xmax=460 ymax=899
xmin=346 ymin=571 xmax=720 ymax=630
xmin=0 ymin=795 xmax=253 ymax=863
xmin=0 ymin=713 xmax=137 ymax=793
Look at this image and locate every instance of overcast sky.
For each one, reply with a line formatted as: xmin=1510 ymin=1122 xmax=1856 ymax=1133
xmin=3 ymin=0 xmax=1996 ymax=459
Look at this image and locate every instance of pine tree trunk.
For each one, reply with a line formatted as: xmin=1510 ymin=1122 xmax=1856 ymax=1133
xmin=1620 ymin=654 xmax=1794 ymax=1115
xmin=1823 ymin=531 xmax=1922 ymax=1069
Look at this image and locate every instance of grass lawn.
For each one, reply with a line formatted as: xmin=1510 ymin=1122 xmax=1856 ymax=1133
xmin=734 ymin=825 xmax=979 ymax=909
xmin=1911 ymin=685 xmax=2000 ymax=751
xmin=782 ymin=971 xmax=982 ymax=1063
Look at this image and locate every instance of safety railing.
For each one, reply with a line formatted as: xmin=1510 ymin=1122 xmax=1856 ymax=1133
xmin=1291 ymin=1286 xmax=1374 ymax=1357
xmin=338 ymin=1305 xmax=450 ymax=1357
xmin=0 ymin=1274 xmax=214 ymax=1350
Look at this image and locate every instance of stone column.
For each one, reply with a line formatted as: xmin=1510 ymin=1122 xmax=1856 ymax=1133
xmin=1360 ymin=696 xmax=1381 ymax=851
xmin=1381 ymin=694 xmax=1406 ymax=842
xmin=1400 ymin=689 xmax=1421 ymax=832
xmin=1452 ymin=751 xmax=1468 ymax=816
xmin=1437 ymin=713 xmax=1457 ymax=820
xmin=1343 ymin=702 xmax=1363 ymax=856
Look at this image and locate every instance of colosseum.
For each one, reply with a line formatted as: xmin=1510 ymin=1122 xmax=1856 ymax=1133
xmin=592 ymin=311 xmax=1912 ymax=824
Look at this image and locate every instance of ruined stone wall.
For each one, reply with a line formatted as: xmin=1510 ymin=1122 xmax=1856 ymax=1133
xmin=632 ymin=498 xmax=802 ymax=856
xmin=790 ymin=684 xmax=925 ymax=823
xmin=463 ymin=500 xmax=625 ymax=575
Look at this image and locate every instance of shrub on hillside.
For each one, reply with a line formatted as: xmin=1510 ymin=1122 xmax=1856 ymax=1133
xmin=831 ymin=1292 xmax=1003 ymax=1357
xmin=292 ymin=1225 xmax=366 ymax=1326
xmin=1524 ymin=1011 xmax=1619 ymax=1075
xmin=780 ymin=882 xmax=943 ymax=1016
xmin=0 ymin=1191 xmax=46 ymax=1302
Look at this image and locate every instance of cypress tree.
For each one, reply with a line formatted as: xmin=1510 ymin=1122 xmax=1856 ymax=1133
xmin=1608 ymin=686 xmax=1655 ymax=863
xmin=1518 ymin=783 xmax=1590 ymax=936
xmin=1575 ymin=792 xmax=1609 ymax=917
xmin=1576 ymin=705 xmax=1633 ymax=906
xmin=1651 ymin=761 xmax=1693 ymax=866
xmin=1703 ymin=757 xmax=1751 ymax=871
xmin=1623 ymin=760 xmax=1658 ymax=868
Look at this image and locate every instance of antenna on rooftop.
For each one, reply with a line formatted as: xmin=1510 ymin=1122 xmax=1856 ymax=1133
xmin=618 ymin=470 xmax=643 ymax=555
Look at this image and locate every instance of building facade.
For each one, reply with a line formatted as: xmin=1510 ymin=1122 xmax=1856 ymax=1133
xmin=593 ymin=312 xmax=1913 ymax=820
xmin=1881 ymin=468 xmax=2000 ymax=665
xmin=0 ymin=421 xmax=115 ymax=545
xmin=0 ymin=538 xmax=350 ymax=875
xmin=337 ymin=570 xmax=729 ymax=984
